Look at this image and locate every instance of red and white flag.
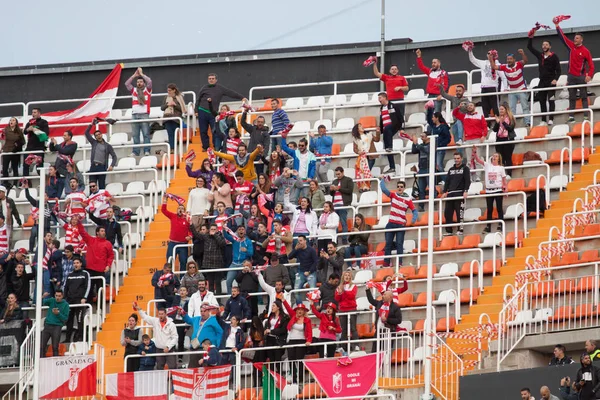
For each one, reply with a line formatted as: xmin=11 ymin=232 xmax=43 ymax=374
xmin=38 ymin=64 xmax=122 ymax=136
xmin=39 ymin=355 xmax=97 ymax=399
xmin=105 ymin=370 xmax=169 ymax=400
xmin=171 ymin=366 xmax=231 ymax=400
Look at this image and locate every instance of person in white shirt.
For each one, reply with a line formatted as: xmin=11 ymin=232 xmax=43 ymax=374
xmin=188 ymin=280 xmax=219 ymax=316
xmin=257 ymin=273 xmax=291 ymax=316
xmin=186 ymin=176 xmax=211 ymax=229
xmin=133 ymin=303 xmax=178 ymax=370
xmin=472 ymin=150 xmax=507 ymax=234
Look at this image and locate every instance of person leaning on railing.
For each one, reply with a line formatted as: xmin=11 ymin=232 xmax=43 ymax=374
xmin=1 ymin=117 xmax=25 ymax=190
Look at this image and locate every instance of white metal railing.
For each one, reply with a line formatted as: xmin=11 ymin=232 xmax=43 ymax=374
xmin=19 ymin=319 xmax=37 ymax=394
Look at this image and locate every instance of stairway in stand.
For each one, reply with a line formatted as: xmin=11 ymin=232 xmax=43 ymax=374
xmin=93 ymin=136 xmax=205 ymax=375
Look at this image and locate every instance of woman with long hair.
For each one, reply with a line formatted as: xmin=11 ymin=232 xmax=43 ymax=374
xmin=316 ymin=201 xmax=339 ymax=251
xmin=493 ymin=102 xmax=516 ymax=169
xmin=220 ymin=315 xmax=245 ymax=365
xmin=472 ymin=150 xmax=507 ymax=233
xmin=243 ymin=203 xmax=265 ymax=234
xmin=120 ymin=313 xmax=142 ymax=372
xmin=162 ymin=83 xmax=187 ymax=154
xmin=250 ymin=173 xmax=274 ymax=204
xmin=186 ymin=176 xmax=211 ymax=228
xmin=64 ymin=162 xmax=84 ymax=197
xmin=309 ymin=300 xmax=342 ymax=358
xmin=345 ymin=213 xmax=371 ymax=270
xmin=284 ymin=195 xmax=318 ymax=245
xmin=335 ymin=271 xmax=359 ymax=350
xmin=282 ymin=300 xmax=312 ymax=383
xmin=263 ymin=300 xmax=289 ymax=363
xmin=1 ymin=117 xmax=25 ymax=189
xmin=308 ymin=179 xmax=325 ymax=213
xmin=267 ymin=150 xmax=286 ymax=183
xmin=186 ymin=158 xmax=215 ymax=189
xmin=352 ymin=123 xmax=377 ymax=192
xmin=0 ymin=293 xmax=23 ymax=323
xmin=425 ymin=101 xmax=452 ymax=178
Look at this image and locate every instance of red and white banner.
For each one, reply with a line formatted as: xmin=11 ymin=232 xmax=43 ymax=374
xmin=39 ymin=355 xmax=97 ymax=399
xmin=171 ymin=366 xmax=231 ymax=400
xmin=106 ymin=370 xmax=169 ymax=400
xmin=303 ymin=353 xmax=381 ymax=398
xmin=36 ymin=64 xmax=122 ymax=136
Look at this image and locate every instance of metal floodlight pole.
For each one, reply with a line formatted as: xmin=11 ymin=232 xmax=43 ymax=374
xmin=380 ymin=0 xmax=386 ymax=91
xmin=423 ymin=135 xmax=436 ymax=399
xmin=32 ymin=166 xmax=47 ymax=400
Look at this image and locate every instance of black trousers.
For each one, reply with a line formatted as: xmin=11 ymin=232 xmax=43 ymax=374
xmin=495 ymin=137 xmax=514 ymax=168
xmin=444 ymin=197 xmax=463 ymax=233
xmin=125 ymin=350 xmax=140 ymax=372
xmin=486 ymin=193 xmax=504 ymax=230
xmin=65 ymin=304 xmax=85 ymax=342
xmin=2 ymin=154 xmax=20 ymax=188
xmin=316 ymin=338 xmax=336 ymax=358
xmin=537 ymin=80 xmax=556 ymax=122
xmin=41 ymin=324 xmax=62 ymax=357
xmin=287 ymin=339 xmax=307 ymax=383
xmin=481 ymin=87 xmax=499 ymax=125
xmin=204 ymin=270 xmax=224 ymax=296
xmin=87 ymin=269 xmax=106 ymax=302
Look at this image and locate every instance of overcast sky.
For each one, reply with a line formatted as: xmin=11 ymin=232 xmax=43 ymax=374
xmin=2 ymin=1 xmax=598 ymax=68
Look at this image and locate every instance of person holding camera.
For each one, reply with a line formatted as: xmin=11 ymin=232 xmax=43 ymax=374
xmin=559 ymin=377 xmax=581 ymax=400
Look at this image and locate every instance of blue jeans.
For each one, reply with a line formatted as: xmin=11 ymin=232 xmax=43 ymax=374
xmin=428 ymin=94 xmax=443 ymax=113
xmin=451 ymin=121 xmax=464 ymax=158
xmin=418 ymin=168 xmax=435 ymax=209
xmin=345 ymin=244 xmax=367 ymax=268
xmin=384 ymin=222 xmax=406 ymax=266
xmin=164 ymin=120 xmax=178 ymax=153
xmin=166 ymin=241 xmax=188 ymax=272
xmin=89 ymin=163 xmax=107 ymax=189
xmin=294 ymin=272 xmax=317 ymax=304
xmin=337 ymin=208 xmax=348 ymax=243
xmin=132 ymin=113 xmax=151 ymax=155
xmin=198 ymin=110 xmax=216 ymax=151
xmin=508 ymin=91 xmax=531 ymax=125
xmin=227 ymin=262 xmax=242 ymax=294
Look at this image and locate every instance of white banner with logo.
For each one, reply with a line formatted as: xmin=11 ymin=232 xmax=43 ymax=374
xmin=39 ymin=355 xmax=97 ymax=399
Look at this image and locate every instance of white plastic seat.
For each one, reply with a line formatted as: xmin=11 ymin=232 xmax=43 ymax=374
xmin=556 ymin=75 xmax=568 ymax=86
xmin=435 ymin=263 xmax=458 ymax=277
xmin=151 ymin=130 xmax=168 ymax=143
xmin=125 ymin=181 xmax=145 ymax=194
xmin=313 ymin=119 xmax=332 ymax=131
xmin=334 ymin=117 xmax=354 ymax=131
xmin=529 ymin=77 xmax=540 ymax=88
xmin=17 ymin=188 xmax=36 ymax=201
xmin=463 ymin=208 xmax=482 ymax=222
xmin=59 ymin=237 xmax=66 ymax=249
xmin=486 ymin=130 xmax=497 ymax=143
xmin=110 ymin=109 xmax=123 ymax=119
xmin=593 ymin=97 xmax=600 ymax=109
xmin=340 ymin=143 xmax=355 ymax=155
xmin=470 ymin=83 xmax=482 ymax=95
xmin=146 ymin=180 xmax=167 ymax=194
xmin=532 ymin=307 xmax=553 ymax=323
xmin=354 ymin=270 xmax=373 ymax=284
xmin=433 ymin=289 xmax=456 ymax=305
xmin=114 ymin=157 xmax=137 ymax=170
xmin=123 ymin=233 xmax=140 ymax=247
xmin=507 ymin=310 xmax=534 ymax=326
xmin=407 ymin=112 xmax=426 ymax=126
xmin=77 ymin=160 xmax=91 ymax=172
xmin=305 ymin=96 xmax=325 ymax=108
xmin=349 ymin=93 xmax=369 ymax=104
xmin=105 ymin=182 xmax=123 ymax=196
xmin=12 ymin=239 xmax=29 ymax=252
xmin=392 ymin=139 xmax=406 ymax=151
xmin=514 ymin=127 xmax=527 ymax=140
xmin=327 ymin=95 xmax=347 ymax=106
xmin=549 ymin=175 xmax=568 ymax=190
xmin=478 ymin=233 xmax=502 ymax=248
xmin=73 ymin=135 xmax=89 ymax=148
xmin=65 ymin=342 xmax=88 ymax=356
xmin=593 ymin=72 xmax=600 ymax=82
xmin=149 ymin=107 xmax=163 ymax=119
xmin=7 ymin=188 xmax=17 ymax=200
xmin=133 ymin=205 xmax=154 ymax=221
xmin=505 ymin=204 xmax=524 ymax=219
xmin=358 ymin=191 xmax=378 ymax=205
xmin=467 ymin=182 xmax=483 ymax=196
xmin=374 ymin=141 xmax=384 ymax=152
xmin=405 ymin=89 xmax=425 ymax=100
xmin=123 ymin=109 xmax=133 ymax=119
xmin=370 ymin=166 xmax=381 ymax=177
xmin=547 ymin=124 xmax=569 ymax=137
xmin=356 ymin=297 xmax=373 ymax=311
xmin=532 ymin=102 xmax=541 ymax=113
xmin=289 ymin=120 xmax=310 ymax=133
xmin=284 ymin=97 xmax=304 ymax=109
xmin=109 ymin=132 xmax=130 ymax=145
xmin=398 ymin=320 xmax=413 ymax=332
xmin=345 ymin=168 xmax=356 ymax=180
xmin=324 ymin=194 xmax=332 ymax=202
xmin=403 ymin=239 xmax=416 ymax=254
xmin=555 ymin=99 xmax=569 ymax=111
xmin=373 ymin=215 xmax=389 ymax=229
xmin=536 ymin=151 xmax=547 ymax=162
xmin=137 ymin=156 xmax=158 ymax=169
xmin=409 ymin=346 xmax=425 ymax=362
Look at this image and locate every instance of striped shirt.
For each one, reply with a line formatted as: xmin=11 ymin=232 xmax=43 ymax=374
xmin=389 ymin=193 xmax=415 ymax=225
xmin=271 ymin=108 xmax=290 ymax=134
xmin=63 ymin=222 xmax=86 ymax=253
xmin=0 ymin=225 xmax=8 ymax=254
xmin=499 ymin=62 xmax=526 ymax=91
xmin=226 ymin=137 xmax=242 ymax=156
xmin=66 ymin=192 xmax=87 ymax=219
xmin=131 ymin=87 xmax=152 ymax=114
xmin=381 ymin=109 xmax=392 ymax=127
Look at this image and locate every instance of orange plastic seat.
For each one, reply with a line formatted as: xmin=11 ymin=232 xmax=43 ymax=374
xmin=374 ymin=242 xmax=386 ymax=252
xmin=546 ymin=149 xmax=569 ymax=165
xmin=574 ymin=304 xmax=599 ymax=318
xmin=22 ymin=215 xmax=35 ymax=228
xmin=594 ymin=121 xmax=600 ymax=134
xmin=413 ymin=265 xmax=434 ymax=279
xmin=331 ymin=143 xmax=341 ymax=156
xmin=525 ymin=126 xmax=548 ymax=139
xmin=572 ymin=147 xmax=590 ymax=162
xmin=482 ymin=260 xmax=501 ymax=275
xmin=415 ymin=212 xmax=441 ymax=226
xmin=157 ymin=154 xmax=176 ymax=169
xmin=559 ymin=252 xmax=579 ymax=266
xmin=413 ymin=238 xmax=432 ymax=253
xmin=381 ymin=193 xmax=391 ymax=203
xmin=575 ymin=276 xmax=597 ymax=293
xmin=357 ymin=323 xmax=376 ymax=338
xmin=259 ymin=98 xmax=281 ymax=111
xmin=391 ymin=348 xmax=411 ymax=364
xmin=580 ymin=250 xmax=600 ymax=262
xmin=436 ymin=317 xmax=456 ymax=332
xmin=512 ymin=153 xmax=524 ymax=166
xmin=551 ymin=306 xmax=573 ymax=322
xmin=504 ymin=231 xmax=524 ymax=247
xmin=374 ymin=267 xmax=395 ymax=282
xmin=479 ymin=208 xmax=499 ymax=220
xmin=460 ymin=288 xmax=480 ymax=304
xmin=456 ymin=261 xmax=479 ymax=277
xmin=577 ymin=224 xmax=600 ymax=237
xmin=524 ymin=176 xmax=546 ymax=192
xmin=412 ymin=319 xmax=425 ymax=332
xmin=507 ymin=178 xmax=526 ymax=192
xmin=447 ymin=84 xmax=460 ymax=97
xmin=45 ymin=344 xmax=67 ymax=357
xmin=568 ymin=122 xmax=592 ymax=137
xmin=434 ymin=236 xmax=459 ymax=251
xmin=396 ymin=293 xmax=414 ymax=307
xmin=358 ymin=116 xmax=378 ymax=129
xmin=456 ymin=234 xmax=481 ymax=249
xmin=237 ymin=388 xmax=257 ymax=400
xmin=257 ymin=388 xmax=263 ymax=400
xmin=556 ymin=279 xmax=575 ymax=294
xmin=411 ymin=291 xmax=435 ymax=307
xmin=297 ymin=383 xmax=326 ymax=399
xmin=399 ymin=266 xmax=416 ymax=279
xmin=533 ymin=281 xmax=556 ymax=298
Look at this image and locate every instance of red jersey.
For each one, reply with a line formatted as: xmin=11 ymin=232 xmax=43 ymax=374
xmin=66 ymin=192 xmax=87 ymax=219
xmin=389 ymin=192 xmax=415 ymax=225
xmin=416 ymin=57 xmax=448 ymax=95
xmin=160 ymin=204 xmax=190 ymax=243
xmin=380 ymin=74 xmax=408 ymax=100
xmin=499 ymin=62 xmax=526 ymax=91
xmin=557 ymin=26 xmax=595 ymax=77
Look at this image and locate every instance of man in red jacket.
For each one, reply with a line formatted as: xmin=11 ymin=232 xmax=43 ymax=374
xmin=161 ymin=195 xmax=192 ymax=272
xmin=416 ymin=49 xmax=449 ymax=113
xmin=555 ymin=20 xmax=595 ymax=122
xmin=452 ymin=103 xmax=488 ymax=182
xmin=78 ymin=224 xmax=114 ymax=301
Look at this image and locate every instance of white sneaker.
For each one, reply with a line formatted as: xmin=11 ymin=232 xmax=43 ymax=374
xmin=129 ymin=152 xmax=137 ymax=157
xmin=456 ymin=140 xmax=463 ymax=146
xmin=548 ymin=120 xmax=554 ymax=125
xmin=539 ymin=121 xmax=547 ymax=126
xmin=144 ymin=151 xmax=150 ymax=156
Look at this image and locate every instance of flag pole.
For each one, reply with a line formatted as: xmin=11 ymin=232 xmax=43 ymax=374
xmin=32 ymin=166 xmax=47 ymax=400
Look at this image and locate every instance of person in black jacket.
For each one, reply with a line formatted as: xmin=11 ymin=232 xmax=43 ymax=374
xmin=235 ymin=261 xmax=259 ymax=317
xmin=24 ymin=180 xmax=56 ymax=252
xmin=366 ymin=287 xmax=402 ymax=332
xmin=317 ymin=243 xmax=344 ymax=285
xmin=442 ymin=153 xmax=470 ymax=236
xmin=263 ymin=299 xmax=289 ymax=363
xmin=223 ymin=286 xmax=251 ymax=321
xmin=527 ymin=33 xmax=561 ymax=125
xmin=23 ymin=108 xmax=49 ymax=183
xmin=318 ymin=273 xmax=340 ymax=310
xmin=576 ymin=353 xmax=600 ymax=400
xmin=64 ymin=257 xmax=90 ymax=342
xmin=249 ymin=222 xmax=268 ymax=265
xmin=240 ymin=110 xmax=270 ymax=155
xmin=378 ymin=92 xmax=405 ymax=175
xmin=49 ymin=131 xmax=78 ymax=177
xmin=549 ymin=344 xmax=575 ymax=366
xmin=88 ymin=207 xmax=123 ymax=253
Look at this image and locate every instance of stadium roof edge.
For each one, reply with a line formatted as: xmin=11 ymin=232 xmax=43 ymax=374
xmin=1 ymin=24 xmax=598 ymax=77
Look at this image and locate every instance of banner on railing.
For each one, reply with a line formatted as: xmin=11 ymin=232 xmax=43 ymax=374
xmin=39 ymin=354 xmax=96 ymax=399
xmin=106 ymin=370 xmax=169 ymax=400
xmin=171 ymin=366 xmax=231 ymax=400
xmin=303 ymin=353 xmax=381 ymax=398
xmin=0 ymin=320 xmax=25 ymax=367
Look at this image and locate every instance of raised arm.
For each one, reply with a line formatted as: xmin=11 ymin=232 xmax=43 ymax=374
xmin=415 ymin=50 xmax=430 ymax=74
xmin=373 ymin=62 xmax=383 ymax=79
xmin=379 ymin=179 xmax=391 ymax=198
xmin=468 ymin=50 xmax=486 ymax=69
xmin=517 ymin=49 xmax=528 ymax=65
xmin=526 ymin=37 xmax=542 ymax=60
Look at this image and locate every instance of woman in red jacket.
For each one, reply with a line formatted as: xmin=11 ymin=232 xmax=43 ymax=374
xmin=282 ymin=299 xmax=312 ymax=383
xmin=309 ymin=300 xmax=341 ymax=358
xmin=335 ymin=271 xmax=358 ymax=349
